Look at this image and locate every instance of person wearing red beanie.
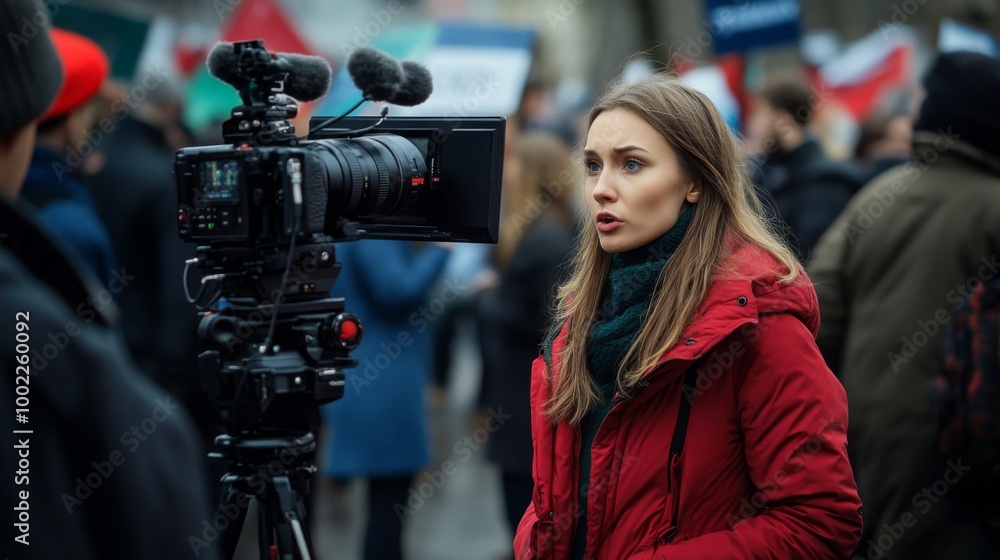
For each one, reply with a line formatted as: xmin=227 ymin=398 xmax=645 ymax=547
xmin=19 ymin=27 xmax=119 ymax=288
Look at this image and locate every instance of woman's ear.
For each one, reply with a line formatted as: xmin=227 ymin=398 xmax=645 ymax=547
xmin=685 ymin=182 xmax=701 ymax=204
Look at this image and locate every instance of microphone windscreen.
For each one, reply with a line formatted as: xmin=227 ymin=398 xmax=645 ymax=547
xmin=391 ymin=61 xmax=433 ymax=106
xmin=281 ymin=53 xmax=332 ymax=102
xmin=347 ymin=47 xmax=403 ymax=102
xmin=206 ymin=42 xmax=247 ymax=89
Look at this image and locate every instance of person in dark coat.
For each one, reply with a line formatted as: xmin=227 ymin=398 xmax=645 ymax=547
xmin=321 ymin=240 xmax=451 ymax=560
xmin=19 ymin=27 xmax=118 ymax=288
xmin=84 ymin=87 xmax=202 ymax=402
xmin=476 ymin=131 xmax=576 ymax=541
xmin=746 ymin=73 xmax=861 ymax=262
xmin=84 ymin=86 xmax=223 ymax=510
xmin=0 ymin=3 xmax=216 ymax=558
xmin=810 ymin=51 xmax=1000 ymax=560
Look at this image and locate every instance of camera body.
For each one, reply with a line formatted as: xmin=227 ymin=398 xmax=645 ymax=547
xmin=176 ymin=132 xmax=433 ymax=245
xmin=177 ymin=145 xmax=322 ymax=243
xmin=176 ymin=118 xmax=503 ymax=247
xmin=178 ymin=40 xmax=503 ymax=435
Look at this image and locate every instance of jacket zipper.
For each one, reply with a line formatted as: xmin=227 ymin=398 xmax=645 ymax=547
xmin=609 ymin=359 xmax=690 ymax=546
xmin=662 ymin=451 xmax=683 ymax=544
xmin=580 ymin=361 xmax=677 ymax=554
xmin=554 ymin=356 xmax=702 ymax=554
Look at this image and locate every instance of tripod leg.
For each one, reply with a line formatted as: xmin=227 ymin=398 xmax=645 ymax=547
xmin=258 ymin=491 xmax=276 ymax=560
xmin=272 ymin=474 xmax=316 ymax=560
xmin=218 ymin=474 xmax=251 ymax=560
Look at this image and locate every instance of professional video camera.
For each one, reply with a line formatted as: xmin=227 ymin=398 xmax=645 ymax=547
xmin=176 ymin=40 xmax=504 ymax=559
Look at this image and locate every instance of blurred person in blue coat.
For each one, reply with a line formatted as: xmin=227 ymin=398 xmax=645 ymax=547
xmin=321 ymin=239 xmax=451 ymax=560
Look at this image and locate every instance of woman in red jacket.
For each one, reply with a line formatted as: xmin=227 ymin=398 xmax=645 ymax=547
xmin=513 ymin=75 xmax=862 ymax=559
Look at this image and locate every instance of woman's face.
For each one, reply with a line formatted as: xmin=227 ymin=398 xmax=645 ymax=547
xmin=583 ymin=108 xmax=699 ymax=253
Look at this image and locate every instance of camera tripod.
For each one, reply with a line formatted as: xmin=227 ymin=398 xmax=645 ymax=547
xmin=187 ymin=240 xmax=360 ymax=560
xmin=196 ymin=297 xmax=355 ymax=560
xmin=214 ymin=431 xmax=319 ymax=560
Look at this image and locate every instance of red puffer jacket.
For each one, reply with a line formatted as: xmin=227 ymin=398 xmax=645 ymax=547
xmin=514 ymin=244 xmax=862 ymax=559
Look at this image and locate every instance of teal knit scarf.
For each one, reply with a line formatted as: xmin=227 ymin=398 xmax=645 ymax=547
xmin=586 ymin=205 xmax=695 ymax=399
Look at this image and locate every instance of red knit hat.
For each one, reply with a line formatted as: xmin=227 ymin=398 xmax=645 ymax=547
xmin=40 ymin=28 xmax=109 ymax=123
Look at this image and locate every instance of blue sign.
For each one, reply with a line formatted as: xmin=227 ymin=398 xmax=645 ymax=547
xmin=706 ymin=0 xmax=801 ymax=55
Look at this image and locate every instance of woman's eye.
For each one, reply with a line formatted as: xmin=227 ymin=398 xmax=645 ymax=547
xmin=586 ymin=160 xmax=602 ymax=174
xmin=624 ymin=159 xmax=643 ymax=172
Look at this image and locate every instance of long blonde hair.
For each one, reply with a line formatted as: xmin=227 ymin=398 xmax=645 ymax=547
xmin=494 ymin=131 xmax=577 ymax=270
xmin=546 ymin=75 xmax=800 ymax=425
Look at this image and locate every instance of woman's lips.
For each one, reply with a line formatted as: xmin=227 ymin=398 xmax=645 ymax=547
xmin=596 ymin=213 xmax=622 ymax=233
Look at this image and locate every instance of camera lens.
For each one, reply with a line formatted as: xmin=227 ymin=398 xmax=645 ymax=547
xmin=306 ymin=134 xmax=428 ymax=225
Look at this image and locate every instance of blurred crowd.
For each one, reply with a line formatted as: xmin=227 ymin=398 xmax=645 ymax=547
xmin=3 ymin=0 xmax=1000 ymax=559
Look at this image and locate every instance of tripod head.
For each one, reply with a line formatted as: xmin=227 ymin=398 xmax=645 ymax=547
xmin=191 ymin=241 xmax=361 ymax=436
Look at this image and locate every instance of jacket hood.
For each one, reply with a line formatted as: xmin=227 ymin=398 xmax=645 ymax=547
xmin=657 ymin=242 xmax=818 ymax=366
